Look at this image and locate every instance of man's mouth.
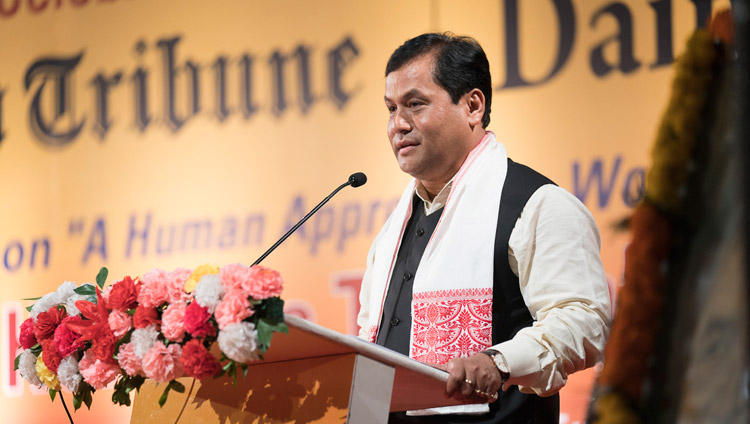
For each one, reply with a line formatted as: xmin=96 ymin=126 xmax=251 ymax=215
xmin=395 ymin=140 xmax=419 ymax=153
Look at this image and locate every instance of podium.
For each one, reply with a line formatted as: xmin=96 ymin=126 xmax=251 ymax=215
xmin=130 ymin=314 xmax=465 ymax=423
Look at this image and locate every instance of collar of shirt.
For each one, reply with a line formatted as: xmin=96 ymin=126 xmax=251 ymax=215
xmin=415 ymin=180 xmax=453 ymax=216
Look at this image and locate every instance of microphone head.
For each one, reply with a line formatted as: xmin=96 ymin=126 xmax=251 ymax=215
xmin=348 ymin=172 xmax=367 ymax=188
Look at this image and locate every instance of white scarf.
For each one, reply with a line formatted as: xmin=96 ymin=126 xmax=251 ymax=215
xmin=365 ymin=132 xmax=508 ymax=415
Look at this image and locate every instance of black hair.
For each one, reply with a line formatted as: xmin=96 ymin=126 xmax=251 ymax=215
xmin=385 ymin=32 xmax=492 ymax=128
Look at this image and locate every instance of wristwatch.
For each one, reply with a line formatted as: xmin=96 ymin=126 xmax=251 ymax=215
xmin=481 ymin=349 xmax=510 ymax=385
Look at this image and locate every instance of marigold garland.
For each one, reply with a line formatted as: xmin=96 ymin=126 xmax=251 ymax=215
xmin=589 ymin=11 xmax=733 ymax=423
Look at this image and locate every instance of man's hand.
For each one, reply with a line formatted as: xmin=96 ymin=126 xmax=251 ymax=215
xmin=444 ymin=353 xmax=503 ymax=403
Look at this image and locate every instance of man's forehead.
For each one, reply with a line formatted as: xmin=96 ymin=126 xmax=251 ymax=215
xmin=385 ymin=54 xmax=438 ymax=99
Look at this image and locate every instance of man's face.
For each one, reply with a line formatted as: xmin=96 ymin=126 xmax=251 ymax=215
xmin=384 ymin=53 xmax=475 ymax=188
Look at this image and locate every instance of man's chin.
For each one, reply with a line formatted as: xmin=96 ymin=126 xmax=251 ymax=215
xmin=397 ymin=162 xmax=422 ymax=179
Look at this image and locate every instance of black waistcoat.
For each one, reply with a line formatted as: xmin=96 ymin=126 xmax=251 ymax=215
xmin=381 ymin=159 xmax=560 ymax=424
xmin=376 ymin=195 xmax=443 ymax=353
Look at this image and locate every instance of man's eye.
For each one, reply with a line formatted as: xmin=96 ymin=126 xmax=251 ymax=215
xmin=408 ymin=102 xmax=423 ymax=108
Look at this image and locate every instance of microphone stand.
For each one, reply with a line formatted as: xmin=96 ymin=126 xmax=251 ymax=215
xmin=251 ymin=176 xmax=362 ymax=266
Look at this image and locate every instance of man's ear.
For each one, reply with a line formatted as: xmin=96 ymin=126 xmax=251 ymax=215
xmin=465 ymin=88 xmax=486 ymax=127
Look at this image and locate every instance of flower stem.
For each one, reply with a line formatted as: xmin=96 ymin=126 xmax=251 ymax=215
xmin=59 ymin=391 xmax=74 ymax=424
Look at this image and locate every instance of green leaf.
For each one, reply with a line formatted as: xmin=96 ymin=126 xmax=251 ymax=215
xmin=158 ymin=384 xmax=171 ymax=407
xmin=14 ymin=354 xmax=20 ymax=371
xmin=73 ymin=394 xmax=82 ymax=411
xmin=25 ymin=305 xmax=33 ymax=312
xmin=74 ymin=284 xmax=96 ymax=295
xmin=170 ymin=380 xmax=186 ymax=393
xmin=49 ymin=388 xmax=57 ymax=402
xmin=242 ymin=365 xmax=248 ymax=378
xmin=256 ymin=297 xmax=285 ymax=322
xmin=112 ymin=377 xmax=132 ymax=407
xmin=256 ymin=319 xmax=288 ymax=352
xmin=22 ymin=296 xmax=42 ymax=301
xmin=83 ymin=389 xmax=93 ymax=409
xmin=96 ymin=267 xmax=109 ymax=289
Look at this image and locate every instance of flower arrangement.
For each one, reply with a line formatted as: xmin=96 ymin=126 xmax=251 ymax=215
xmin=15 ymin=264 xmax=286 ymax=413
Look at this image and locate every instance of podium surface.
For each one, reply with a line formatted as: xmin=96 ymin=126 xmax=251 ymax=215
xmin=131 ymin=315 xmax=466 ymax=423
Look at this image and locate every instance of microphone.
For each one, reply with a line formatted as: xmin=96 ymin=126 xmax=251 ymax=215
xmin=349 ymin=172 xmax=367 ymax=187
xmin=252 ymin=172 xmax=368 ymax=266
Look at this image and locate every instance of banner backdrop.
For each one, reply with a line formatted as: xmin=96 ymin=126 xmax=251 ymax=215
xmin=0 ymin=0 xmax=729 ymax=422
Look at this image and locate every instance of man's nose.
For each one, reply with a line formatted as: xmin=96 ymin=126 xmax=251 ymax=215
xmin=391 ymin=108 xmax=412 ymax=133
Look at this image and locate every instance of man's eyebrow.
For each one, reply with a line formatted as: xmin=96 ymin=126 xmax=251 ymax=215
xmin=384 ymin=89 xmax=423 ymax=103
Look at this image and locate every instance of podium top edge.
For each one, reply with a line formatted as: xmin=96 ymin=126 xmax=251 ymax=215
xmin=283 ymin=314 xmax=449 ymax=383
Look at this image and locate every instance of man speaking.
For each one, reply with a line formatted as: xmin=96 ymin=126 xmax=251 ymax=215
xmin=357 ymin=33 xmax=612 ymax=423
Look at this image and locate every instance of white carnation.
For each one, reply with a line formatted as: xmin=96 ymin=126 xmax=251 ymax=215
xmin=131 ymin=325 xmax=160 ymax=358
xmin=18 ymin=349 xmax=42 ymax=387
xmin=30 ymin=292 xmax=61 ymax=318
xmin=217 ymin=321 xmax=259 ymax=363
xmin=55 ymin=281 xmax=78 ymax=304
xmin=194 ymin=274 xmax=225 ymax=313
xmin=57 ymin=355 xmax=82 ymax=393
xmin=64 ymin=294 xmax=88 ymax=316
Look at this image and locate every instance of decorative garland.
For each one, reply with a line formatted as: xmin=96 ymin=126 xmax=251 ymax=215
xmin=588 ymin=11 xmax=733 ymax=423
xmin=15 ymin=263 xmax=287 ymax=415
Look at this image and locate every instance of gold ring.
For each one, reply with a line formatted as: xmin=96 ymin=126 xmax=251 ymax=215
xmin=463 ymin=378 xmax=474 ymax=386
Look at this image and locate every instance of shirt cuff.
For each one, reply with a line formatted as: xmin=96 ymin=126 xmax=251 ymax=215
xmin=493 ymin=338 xmax=543 ymax=387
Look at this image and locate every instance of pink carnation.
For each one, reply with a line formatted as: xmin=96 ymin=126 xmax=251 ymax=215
xmin=79 ymin=350 xmax=119 ymax=389
xmin=142 ymin=341 xmax=183 ymax=383
xmin=219 ymin=263 xmax=251 ymax=291
xmin=166 ymin=268 xmax=192 ymax=304
xmin=244 ymin=266 xmax=283 ymax=299
xmin=214 ymin=290 xmax=252 ymax=330
xmin=138 ymin=269 xmax=170 ymax=308
xmin=108 ymin=309 xmax=133 ymax=338
xmin=139 ymin=268 xmax=191 ymax=308
xmin=161 ymin=302 xmax=186 ymax=342
xmin=54 ymin=316 xmax=85 ymax=358
xmin=117 ymin=343 xmax=143 ymax=377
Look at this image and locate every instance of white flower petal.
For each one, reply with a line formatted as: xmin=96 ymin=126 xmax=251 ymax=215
xmin=217 ymin=321 xmax=259 ymax=363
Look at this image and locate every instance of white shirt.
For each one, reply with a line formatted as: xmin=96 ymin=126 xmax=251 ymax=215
xmin=361 ymin=180 xmax=612 ymax=397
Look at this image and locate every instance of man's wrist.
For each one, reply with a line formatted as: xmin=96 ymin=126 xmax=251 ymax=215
xmin=481 ymin=349 xmax=510 ymax=383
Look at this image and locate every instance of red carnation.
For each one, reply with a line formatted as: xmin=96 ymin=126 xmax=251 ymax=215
xmin=19 ymin=317 xmax=38 ymax=349
xmin=40 ymin=338 xmax=62 ymax=373
xmin=184 ymin=302 xmax=216 ymax=339
xmin=107 ymin=276 xmax=140 ymax=311
xmin=181 ymin=339 xmax=221 ymax=379
xmin=34 ymin=306 xmax=67 ymax=341
xmin=55 ymin=316 xmax=85 ymax=358
xmin=91 ymin=327 xmax=118 ymax=363
xmin=133 ymin=306 xmax=160 ymax=329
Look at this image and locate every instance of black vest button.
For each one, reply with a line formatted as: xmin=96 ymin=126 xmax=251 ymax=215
xmin=416 ymin=228 xmax=425 ymax=236
xmin=390 ymin=317 xmax=400 ymax=326
xmin=403 ymin=272 xmax=412 ymax=281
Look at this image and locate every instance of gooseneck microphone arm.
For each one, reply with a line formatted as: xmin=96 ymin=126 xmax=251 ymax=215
xmin=252 ymin=172 xmax=367 ymax=266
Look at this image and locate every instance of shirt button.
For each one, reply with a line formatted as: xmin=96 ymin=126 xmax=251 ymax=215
xmin=403 ymin=272 xmax=412 ymax=281
xmin=390 ymin=317 xmax=400 ymax=326
xmin=416 ymin=228 xmax=425 ymax=236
